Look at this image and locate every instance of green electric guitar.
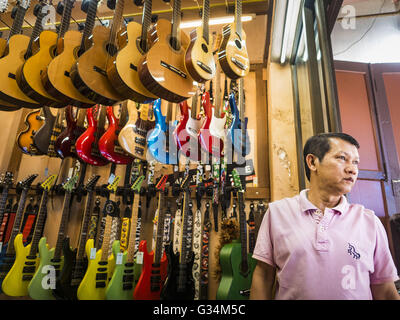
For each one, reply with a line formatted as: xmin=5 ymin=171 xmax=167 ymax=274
xmin=216 ymin=169 xmax=256 ymax=300
xmin=28 ymin=174 xmax=79 ymax=300
xmin=105 ymin=174 xmax=145 ymax=300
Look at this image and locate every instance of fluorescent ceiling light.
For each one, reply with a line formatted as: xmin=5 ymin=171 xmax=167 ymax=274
xmin=180 ymin=15 xmax=254 ymax=29
xmin=280 ymin=0 xmax=302 ymax=64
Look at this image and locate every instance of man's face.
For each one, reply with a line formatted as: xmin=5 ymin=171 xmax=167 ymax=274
xmin=310 ymin=138 xmax=360 ymax=195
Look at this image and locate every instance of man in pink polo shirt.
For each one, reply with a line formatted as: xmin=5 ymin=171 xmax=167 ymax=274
xmin=250 ymin=133 xmax=400 ymax=300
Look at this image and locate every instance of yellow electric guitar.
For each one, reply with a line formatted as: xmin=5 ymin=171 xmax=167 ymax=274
xmin=77 ymin=175 xmax=120 ymax=300
xmin=1 ymin=174 xmax=57 ymax=297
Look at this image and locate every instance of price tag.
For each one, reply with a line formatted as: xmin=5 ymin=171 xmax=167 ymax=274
xmin=136 ymin=251 xmax=144 ymax=265
xmin=116 ymin=252 xmax=123 ymax=265
xmin=108 ymin=173 xmax=116 ymax=185
xmin=90 ymin=247 xmax=97 ymax=260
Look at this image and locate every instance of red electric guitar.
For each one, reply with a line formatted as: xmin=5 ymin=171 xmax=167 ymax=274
xmin=98 ymin=101 xmax=134 ymax=165
xmin=133 ymin=175 xmax=168 ymax=300
xmin=75 ymin=105 xmax=109 ymax=166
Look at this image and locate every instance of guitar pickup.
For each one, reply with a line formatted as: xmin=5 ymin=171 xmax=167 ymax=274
xmin=95 ymin=281 xmax=106 ymax=288
xmin=123 ymin=269 xmax=133 ymax=274
xmin=196 ymin=61 xmax=213 ymax=74
xmin=134 ymin=147 xmax=144 ymax=156
xmin=135 ymin=137 xmax=146 ymax=146
xmin=22 ymin=275 xmax=33 ymax=281
xmin=23 ymin=266 xmax=36 ymax=273
xmin=123 ymin=275 xmax=134 ymax=282
xmin=231 ymin=57 xmax=247 ymax=71
xmin=96 ymin=273 xmax=107 ymax=280
xmin=123 ymin=283 xmax=133 ymax=290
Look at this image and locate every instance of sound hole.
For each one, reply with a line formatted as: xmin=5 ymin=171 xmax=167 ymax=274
xmin=201 ymin=43 xmax=208 ymax=53
xmin=235 ymin=39 xmax=242 ymax=50
xmin=169 ymin=37 xmax=181 ymax=52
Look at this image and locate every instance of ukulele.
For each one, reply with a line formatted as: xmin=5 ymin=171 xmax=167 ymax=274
xmin=217 ymin=0 xmax=250 ymax=80
xmin=227 ymin=78 xmax=250 ymax=157
xmin=54 ymin=106 xmax=86 ymax=159
xmin=17 ymin=109 xmax=45 ymax=156
xmin=43 ymin=0 xmax=96 ymax=108
xmin=77 ymin=175 xmax=120 ymax=300
xmin=98 ymin=101 xmax=134 ymax=165
xmin=147 ymin=100 xmax=178 ymax=165
xmin=0 ymin=174 xmax=37 ymax=294
xmin=28 ymin=174 xmax=79 ymax=300
xmin=32 ymin=106 xmax=57 ymax=155
xmin=138 ymin=0 xmax=195 ymax=103
xmin=106 ymin=0 xmax=156 ymax=103
xmin=75 ymin=105 xmax=109 ymax=166
xmin=105 ymin=174 xmax=144 ymax=300
xmin=52 ymin=174 xmax=100 ymax=300
xmin=160 ymin=172 xmax=195 ymax=300
xmin=2 ymin=174 xmax=57 ymax=297
xmin=184 ymin=0 xmax=216 ymax=83
xmin=216 ymin=169 xmax=256 ymax=300
xmin=118 ymin=102 xmax=150 ymax=161
xmin=69 ymin=0 xmax=125 ymax=105
xmin=16 ymin=0 xmax=64 ymax=107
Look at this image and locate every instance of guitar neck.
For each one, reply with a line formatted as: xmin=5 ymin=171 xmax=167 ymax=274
xmin=109 ymin=0 xmax=125 ymax=45
xmin=76 ymin=190 xmax=95 ymax=260
xmin=0 ymin=186 xmax=10 ymax=224
xmin=53 ymin=191 xmax=73 ymax=259
xmin=58 ymin=0 xmax=74 ymax=39
xmin=79 ymin=0 xmax=98 ymax=52
xmin=170 ymin=0 xmax=182 ymax=50
xmin=235 ymin=0 xmax=242 ymax=38
xmin=8 ymin=5 xmax=27 ymax=38
xmin=28 ymin=190 xmax=49 ymax=257
xmin=126 ymin=192 xmax=140 ymax=263
xmin=139 ymin=0 xmax=152 ymax=52
xmin=238 ymin=191 xmax=249 ymax=273
xmin=100 ymin=214 xmax=113 ymax=261
xmin=25 ymin=5 xmax=45 ymax=59
xmin=201 ymin=0 xmax=210 ymax=44
xmin=179 ymin=188 xmax=192 ymax=265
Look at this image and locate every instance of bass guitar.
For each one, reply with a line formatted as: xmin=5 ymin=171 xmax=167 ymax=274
xmin=106 ymin=0 xmax=156 ymax=103
xmin=2 ymin=174 xmax=57 ymax=297
xmin=184 ymin=0 xmax=215 ymax=83
xmin=133 ymin=175 xmax=168 ymax=300
xmin=16 ymin=109 xmax=44 ymax=156
xmin=138 ymin=0 xmax=195 ymax=103
xmin=32 ymin=106 xmax=57 ymax=155
xmin=98 ymin=102 xmax=134 ymax=164
xmin=217 ymin=0 xmax=250 ymax=80
xmin=0 ymin=174 xmax=37 ymax=294
xmin=28 ymin=174 xmax=79 ymax=300
xmin=216 ymin=169 xmax=256 ymax=300
xmin=42 ymin=0 xmax=96 ymax=108
xmin=52 ymin=174 xmax=100 ymax=300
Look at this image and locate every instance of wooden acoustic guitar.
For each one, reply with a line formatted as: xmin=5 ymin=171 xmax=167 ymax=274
xmin=184 ymin=0 xmax=216 ymax=83
xmin=106 ymin=0 xmax=156 ymax=103
xmin=16 ymin=109 xmax=45 ymax=156
xmin=138 ymin=0 xmax=195 ymax=103
xmin=70 ymin=0 xmax=126 ymax=105
xmin=217 ymin=0 xmax=250 ymax=80
xmin=42 ymin=0 xmax=96 ymax=108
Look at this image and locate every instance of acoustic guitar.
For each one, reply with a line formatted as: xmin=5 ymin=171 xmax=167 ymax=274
xmin=184 ymin=0 xmax=216 ymax=83
xmin=70 ymin=0 xmax=126 ymax=105
xmin=138 ymin=0 xmax=195 ymax=103
xmin=43 ymin=0 xmax=96 ymax=108
xmin=0 ymin=0 xmax=9 ymax=57
xmin=16 ymin=109 xmax=45 ymax=156
xmin=217 ymin=0 xmax=250 ymax=80
xmin=0 ymin=0 xmax=41 ymax=109
xmin=106 ymin=0 xmax=156 ymax=103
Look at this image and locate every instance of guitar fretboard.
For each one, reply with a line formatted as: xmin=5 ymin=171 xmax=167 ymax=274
xmin=202 ymin=0 xmax=210 ymax=44
xmin=235 ymin=0 xmax=242 ymax=38
xmin=140 ymin=0 xmax=152 ymax=52
xmin=59 ymin=0 xmax=74 ymax=39
xmin=79 ymin=0 xmax=99 ymax=53
xmin=8 ymin=5 xmax=26 ymax=39
xmin=28 ymin=190 xmax=49 ymax=257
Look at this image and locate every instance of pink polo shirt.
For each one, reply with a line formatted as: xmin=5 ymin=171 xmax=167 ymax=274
xmin=253 ymin=189 xmax=399 ymax=300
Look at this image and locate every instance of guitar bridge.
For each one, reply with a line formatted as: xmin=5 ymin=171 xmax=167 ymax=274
xmin=134 ymin=147 xmax=144 ymax=156
xmin=196 ymin=61 xmax=213 ymax=74
xmin=160 ymin=61 xmax=187 ymax=79
xmin=231 ymin=57 xmax=247 ymax=71
xmin=93 ymin=66 xmax=107 ymax=77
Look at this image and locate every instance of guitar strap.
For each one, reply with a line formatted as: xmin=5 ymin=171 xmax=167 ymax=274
xmin=108 ymin=215 xmax=120 ymax=257
xmin=200 ymin=202 xmax=211 ymax=300
xmin=192 ymin=207 xmax=202 ymax=300
xmin=151 ymin=209 xmax=158 ymax=252
xmin=173 ymin=197 xmax=183 ymax=254
xmin=163 ymin=204 xmax=172 ymax=248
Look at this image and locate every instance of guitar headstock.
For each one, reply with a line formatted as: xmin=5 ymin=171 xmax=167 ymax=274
xmin=156 ymin=174 xmax=168 ymax=192
xmin=62 ymin=174 xmax=79 ymax=193
xmin=84 ymin=175 xmax=101 ymax=192
xmin=107 ymin=175 xmax=121 ymax=194
xmin=139 ymin=103 xmax=149 ymax=121
xmin=18 ymin=174 xmax=38 ymax=189
xmin=0 ymin=0 xmax=8 ymax=13
xmin=40 ymin=174 xmax=57 ymax=191
xmin=1 ymin=172 xmax=14 ymax=187
xmin=131 ymin=175 xmax=145 ymax=192
xmin=231 ymin=169 xmax=243 ymax=192
xmin=19 ymin=0 xmax=31 ymax=10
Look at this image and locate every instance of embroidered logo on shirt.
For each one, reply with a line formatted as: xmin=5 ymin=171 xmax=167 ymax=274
xmin=347 ymin=243 xmax=360 ymax=260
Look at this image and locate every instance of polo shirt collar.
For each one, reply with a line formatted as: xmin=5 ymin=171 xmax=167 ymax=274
xmin=299 ymin=189 xmax=349 ymax=215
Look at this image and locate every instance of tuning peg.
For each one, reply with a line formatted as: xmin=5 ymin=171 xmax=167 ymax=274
xmin=56 ymin=1 xmax=64 ymax=15
xmin=151 ymin=14 xmax=158 ymax=23
xmin=81 ymin=0 xmax=90 ymax=13
xmin=33 ymin=3 xmax=42 ymax=17
xmin=78 ymin=22 xmax=85 ymax=31
xmin=133 ymin=0 xmax=143 ymax=6
xmin=107 ymin=0 xmax=116 ymax=10
xmin=11 ymin=6 xmax=18 ymax=19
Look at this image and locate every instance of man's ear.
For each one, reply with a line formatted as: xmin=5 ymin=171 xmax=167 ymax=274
xmin=306 ymin=154 xmax=317 ymax=172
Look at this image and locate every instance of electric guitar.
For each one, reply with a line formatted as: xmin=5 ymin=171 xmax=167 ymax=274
xmin=133 ymin=175 xmax=168 ymax=300
xmin=138 ymin=0 xmax=195 ymax=103
xmin=52 ymin=174 xmax=100 ymax=300
xmin=118 ymin=102 xmax=151 ymax=161
xmin=0 ymin=173 xmax=14 ymax=245
xmin=0 ymin=174 xmax=37 ymax=294
xmin=98 ymin=102 xmax=134 ymax=164
xmin=106 ymin=174 xmax=144 ymax=300
xmin=2 ymin=174 xmax=57 ymax=297
xmin=216 ymin=169 xmax=256 ymax=300
xmin=161 ymin=172 xmax=195 ymax=300
xmin=217 ymin=0 xmax=250 ymax=79
xmin=28 ymin=174 xmax=78 ymax=300
xmin=77 ymin=175 xmax=120 ymax=300
xmin=184 ymin=0 xmax=215 ymax=83
xmin=248 ymin=202 xmax=255 ymax=254
xmin=69 ymin=0 xmax=125 ymax=105
xmin=32 ymin=106 xmax=56 ymax=155
xmin=45 ymin=108 xmax=66 ymax=158
xmin=106 ymin=0 xmax=156 ymax=103
xmin=76 ymin=105 xmax=109 ymax=166
xmin=42 ymin=0 xmax=96 ymax=108
xmin=16 ymin=109 xmax=44 ymax=156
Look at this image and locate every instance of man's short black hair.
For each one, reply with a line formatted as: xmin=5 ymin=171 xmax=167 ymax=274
xmin=303 ymin=132 xmax=360 ymax=181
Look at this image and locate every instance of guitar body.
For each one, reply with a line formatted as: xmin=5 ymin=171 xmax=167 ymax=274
xmin=33 ymin=107 xmax=56 ymax=155
xmin=0 ymin=243 xmax=15 ymax=294
xmin=17 ymin=30 xmax=61 ymax=107
xmin=43 ymin=31 xmax=95 ymax=108
xmin=107 ymin=21 xmax=157 ymax=103
xmin=138 ymin=19 xmax=195 ymax=103
xmin=98 ymin=106 xmax=134 ymax=165
xmin=75 ymin=108 xmax=109 ymax=166
xmin=216 ymin=240 xmax=256 ymax=300
xmin=17 ymin=109 xmax=45 ymax=156
xmin=184 ymin=27 xmax=216 ymax=82
xmin=2 ymin=234 xmax=39 ymax=297
xmin=227 ymin=93 xmax=250 ymax=156
xmin=133 ymin=240 xmax=167 ymax=300
xmin=174 ymin=100 xmax=189 ymax=151
xmin=70 ymin=25 xmax=123 ymax=105
xmin=0 ymin=35 xmax=40 ymax=108
xmin=0 ymin=38 xmax=6 ymax=57
xmin=160 ymin=243 xmax=195 ymax=300
xmin=218 ymin=24 xmax=250 ymax=80
xmin=77 ymin=239 xmax=115 ymax=300
xmin=28 ymin=237 xmax=64 ymax=300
